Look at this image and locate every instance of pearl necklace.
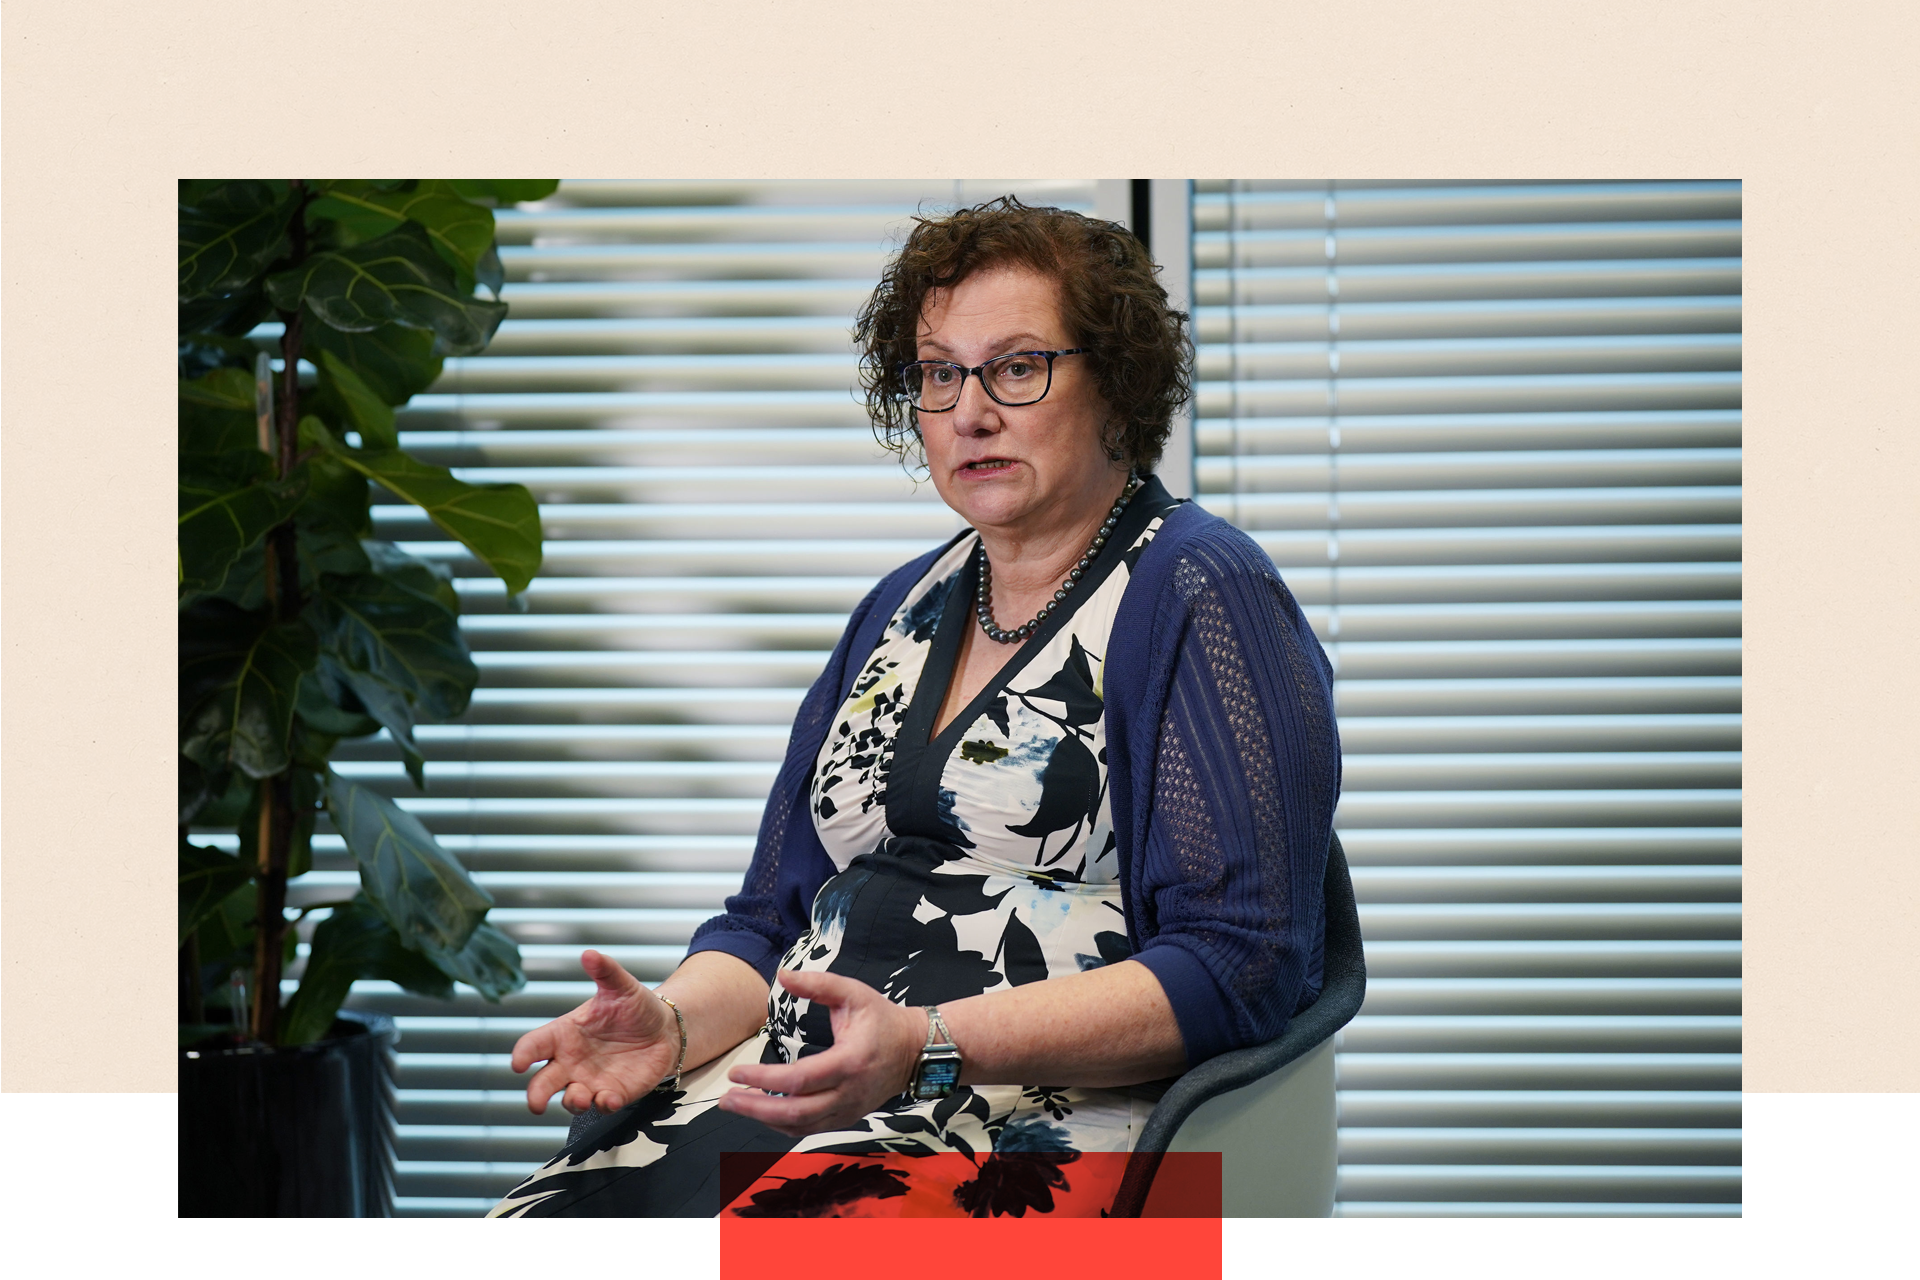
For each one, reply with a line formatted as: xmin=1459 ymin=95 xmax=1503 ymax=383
xmin=975 ymin=475 xmax=1142 ymax=644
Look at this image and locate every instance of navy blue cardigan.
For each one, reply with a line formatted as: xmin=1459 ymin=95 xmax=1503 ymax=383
xmin=685 ymin=496 xmax=1342 ymax=1067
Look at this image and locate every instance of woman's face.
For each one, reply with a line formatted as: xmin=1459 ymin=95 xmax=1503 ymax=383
xmin=914 ymin=265 xmax=1122 ymax=539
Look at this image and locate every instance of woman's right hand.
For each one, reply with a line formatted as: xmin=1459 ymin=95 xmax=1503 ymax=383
xmin=510 ymin=949 xmax=681 ymax=1116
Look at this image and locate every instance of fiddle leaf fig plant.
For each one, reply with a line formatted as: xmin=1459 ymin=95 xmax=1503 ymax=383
xmin=178 ymin=178 xmax=558 ymax=1047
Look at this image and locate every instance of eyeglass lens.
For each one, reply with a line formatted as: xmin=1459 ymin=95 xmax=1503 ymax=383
xmin=905 ymin=352 xmax=1053 ymax=410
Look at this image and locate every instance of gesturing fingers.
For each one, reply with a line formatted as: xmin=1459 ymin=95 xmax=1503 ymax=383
xmin=510 ymin=1022 xmax=559 ymax=1076
xmin=719 ymin=1082 xmax=857 ymax=1137
xmin=727 ymin=1048 xmax=847 ymax=1098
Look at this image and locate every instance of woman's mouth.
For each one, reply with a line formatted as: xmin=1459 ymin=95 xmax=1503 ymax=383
xmin=962 ymin=459 xmax=1016 ymax=473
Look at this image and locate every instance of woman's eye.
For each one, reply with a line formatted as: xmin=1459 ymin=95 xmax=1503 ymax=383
xmin=1001 ymin=361 xmax=1033 ymax=379
xmin=930 ymin=366 xmax=956 ymax=384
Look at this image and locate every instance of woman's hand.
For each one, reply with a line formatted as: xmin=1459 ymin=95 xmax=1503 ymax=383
xmin=510 ymin=949 xmax=681 ymax=1116
xmin=717 ymin=970 xmax=924 ymax=1138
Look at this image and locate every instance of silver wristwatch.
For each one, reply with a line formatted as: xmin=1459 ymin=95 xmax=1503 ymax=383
xmin=908 ymin=1006 xmax=963 ymax=1101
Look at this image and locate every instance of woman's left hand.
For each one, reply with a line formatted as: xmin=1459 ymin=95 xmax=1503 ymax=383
xmin=717 ymin=969 xmax=925 ymax=1137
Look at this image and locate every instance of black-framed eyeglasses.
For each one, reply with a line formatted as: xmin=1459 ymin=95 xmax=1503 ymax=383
xmin=897 ymin=348 xmax=1090 ymax=412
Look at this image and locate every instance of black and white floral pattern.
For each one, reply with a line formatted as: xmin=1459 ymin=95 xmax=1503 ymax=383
xmin=490 ymin=511 xmax=1169 ymax=1218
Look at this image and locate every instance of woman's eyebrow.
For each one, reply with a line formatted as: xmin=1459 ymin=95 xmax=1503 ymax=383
xmin=916 ymin=333 xmax=1054 ymax=357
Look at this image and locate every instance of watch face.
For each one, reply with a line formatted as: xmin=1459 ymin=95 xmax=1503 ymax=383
xmin=912 ymin=1053 xmax=962 ymax=1100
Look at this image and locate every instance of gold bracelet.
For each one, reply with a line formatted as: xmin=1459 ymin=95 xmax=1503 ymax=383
xmin=653 ymin=994 xmax=687 ymax=1094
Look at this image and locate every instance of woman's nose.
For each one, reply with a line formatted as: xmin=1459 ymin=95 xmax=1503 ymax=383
xmin=946 ymin=372 xmax=1000 ymax=435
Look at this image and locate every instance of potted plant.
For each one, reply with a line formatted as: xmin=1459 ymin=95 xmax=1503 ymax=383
xmin=177 ymin=179 xmax=557 ymax=1215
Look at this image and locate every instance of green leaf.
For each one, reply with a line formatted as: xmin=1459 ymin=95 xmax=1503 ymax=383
xmin=180 ymin=756 xmax=219 ymax=825
xmin=314 ymin=350 xmax=398 ymax=449
xmin=180 ymin=837 xmax=254 ymax=947
xmin=302 ymin=321 xmax=443 ymax=404
xmin=264 ymin=222 xmax=507 ymax=357
xmin=475 ymin=242 xmax=504 ymax=298
xmin=310 ymin=559 xmax=476 ymax=783
xmin=181 ymin=281 xmax=276 ymax=340
xmin=365 ymin=537 xmax=460 ymax=614
xmin=192 ymin=876 xmax=258 ymax=979
xmin=295 ymin=664 xmax=383 ymax=738
xmin=310 ymin=180 xmax=496 ymax=289
xmin=180 ymin=181 xmax=297 ymax=300
xmin=186 ymin=766 xmax=251 ymax=828
xmin=280 ymin=896 xmax=457 ymax=1045
xmin=317 ymin=433 xmax=542 ymax=594
xmin=179 ymin=601 xmax=319 ymax=778
xmin=179 ymin=466 xmax=306 ymax=594
xmin=425 ymin=921 xmax=525 ymax=1002
xmin=180 ymin=367 xmax=263 ymax=459
xmin=180 ymin=333 xmax=261 ymax=381
xmin=448 ymin=180 xmax=559 ymax=203
xmin=323 ymin=772 xmax=493 ymax=958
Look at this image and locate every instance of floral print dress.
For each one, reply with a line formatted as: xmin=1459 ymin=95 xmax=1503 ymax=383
xmin=490 ymin=492 xmax=1178 ymax=1218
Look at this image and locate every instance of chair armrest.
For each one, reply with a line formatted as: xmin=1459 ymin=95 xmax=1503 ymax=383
xmin=1109 ymin=833 xmax=1366 ymax=1215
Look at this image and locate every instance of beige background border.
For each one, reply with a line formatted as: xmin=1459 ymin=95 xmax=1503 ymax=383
xmin=2 ymin=0 xmax=1914 ymax=1094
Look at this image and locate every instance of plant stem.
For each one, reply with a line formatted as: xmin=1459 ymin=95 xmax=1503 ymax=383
xmin=249 ymin=179 xmax=311 ymax=1046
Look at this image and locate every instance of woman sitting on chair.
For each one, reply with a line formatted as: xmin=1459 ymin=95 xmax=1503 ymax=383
xmin=490 ymin=196 xmax=1341 ymax=1218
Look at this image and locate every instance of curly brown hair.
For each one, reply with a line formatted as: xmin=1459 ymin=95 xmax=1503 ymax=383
xmin=853 ymin=196 xmax=1193 ymax=474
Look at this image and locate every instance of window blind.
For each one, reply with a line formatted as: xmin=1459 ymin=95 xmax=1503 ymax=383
xmin=1193 ymin=180 xmax=1741 ymax=1215
xmin=298 ymin=181 xmax=1097 ymax=1214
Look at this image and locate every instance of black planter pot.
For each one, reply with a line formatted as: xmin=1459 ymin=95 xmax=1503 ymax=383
xmin=179 ymin=1010 xmax=400 ymax=1216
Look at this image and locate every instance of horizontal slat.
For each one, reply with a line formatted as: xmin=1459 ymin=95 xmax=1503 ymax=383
xmin=397 ymin=427 xmax=897 ymax=466
xmin=1357 ymin=979 xmax=1740 ymax=1015
xmin=454 ymin=565 xmax=1741 ymax=608
xmin=1339 ymin=1090 xmax=1741 ymax=1127
xmin=332 ymin=712 xmax=1739 ymax=758
xmin=433 ymin=352 xmax=859 ymax=393
xmin=1196 ymin=258 xmax=1743 ymax=306
xmin=1204 ymin=487 xmax=1742 ymax=529
xmin=448 ymin=278 xmax=880 ymax=319
xmin=1334 ymin=677 xmax=1741 ymax=715
xmin=325 ymin=751 xmax=1740 ymax=795
xmin=477 ymin=315 xmax=857 ymax=355
xmin=495 ymin=203 xmax=973 ymax=243
xmin=1340 ymin=713 xmax=1740 ymax=751
xmin=1196 ymin=447 xmax=1741 ymax=491
xmin=1197 ymin=334 xmax=1740 ymax=380
xmin=434 ymin=603 xmax=1735 ymax=648
xmin=1335 ymin=1201 xmax=1739 ymax=1216
xmin=1198 ymin=409 xmax=1742 ymax=454
xmin=1250 ymin=525 xmax=1743 ymax=567
xmin=1335 ymin=1164 xmax=1741 ymax=1203
xmin=498 ymin=242 xmax=893 ymax=280
xmin=395 ymin=1162 xmax=529 ymax=1200
xmin=1342 ymin=752 xmax=1741 ymax=790
xmin=1193 ymin=182 xmax=1741 ymax=230
xmin=1199 ymin=371 xmax=1740 ymax=417
xmin=1338 ymin=1127 xmax=1739 ymax=1165
xmin=1335 ymin=790 xmax=1740 ymax=827
xmin=396 ymin=1124 xmax=569 ymax=1164
xmin=1338 ymin=1016 xmax=1740 ymax=1053
xmin=1334 ymin=1054 xmax=1741 ymax=1090
xmin=1352 ymin=864 xmax=1740 ymax=902
xmin=1359 ymin=941 xmax=1739 ymax=978
xmin=1195 ymin=296 xmax=1739 ymax=343
xmin=407 ymin=389 xmax=871 ymax=425
xmin=1338 ymin=827 xmax=1741 ymax=866
xmin=1356 ymin=904 xmax=1739 ymax=941
xmin=1196 ymin=221 xmax=1742 ymax=269
xmin=1327 ymin=639 xmax=1739 ymax=679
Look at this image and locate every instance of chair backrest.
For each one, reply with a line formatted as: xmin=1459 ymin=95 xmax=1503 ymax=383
xmin=1108 ymin=831 xmax=1366 ymax=1217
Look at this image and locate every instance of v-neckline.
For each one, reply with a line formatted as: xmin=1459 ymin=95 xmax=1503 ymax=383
xmin=883 ymin=478 xmax=1178 ymax=843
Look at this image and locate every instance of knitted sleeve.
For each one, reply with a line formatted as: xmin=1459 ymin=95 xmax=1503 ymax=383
xmin=1124 ymin=525 xmax=1342 ymax=1066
